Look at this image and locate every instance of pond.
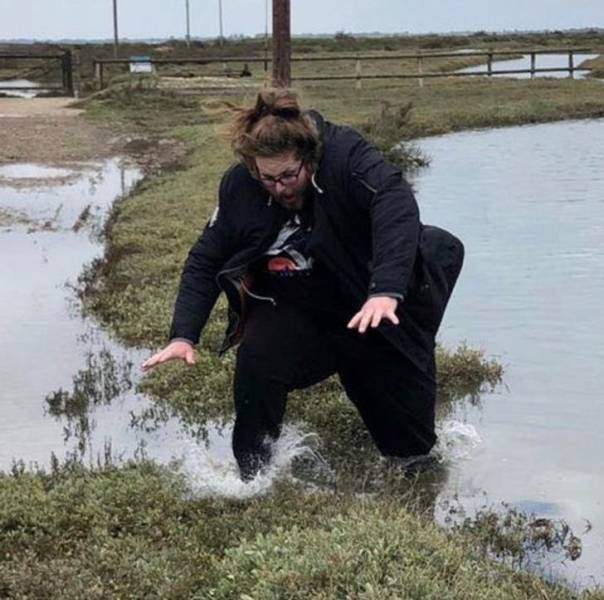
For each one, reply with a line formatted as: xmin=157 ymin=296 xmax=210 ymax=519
xmin=458 ymin=53 xmax=599 ymax=78
xmin=409 ymin=118 xmax=604 ymax=588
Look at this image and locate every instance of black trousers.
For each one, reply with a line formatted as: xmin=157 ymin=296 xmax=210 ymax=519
xmin=232 ymin=300 xmax=437 ymax=479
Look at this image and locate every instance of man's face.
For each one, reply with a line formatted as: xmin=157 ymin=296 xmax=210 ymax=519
xmin=255 ymin=152 xmax=311 ymax=211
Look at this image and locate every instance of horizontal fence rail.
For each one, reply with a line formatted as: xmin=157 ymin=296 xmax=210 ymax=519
xmin=91 ymin=47 xmax=596 ymax=89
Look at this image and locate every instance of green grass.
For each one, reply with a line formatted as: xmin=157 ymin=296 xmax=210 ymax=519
xmin=1 ymin=464 xmax=600 ymax=599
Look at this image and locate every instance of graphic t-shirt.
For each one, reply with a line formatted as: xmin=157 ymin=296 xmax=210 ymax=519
xmin=253 ymin=203 xmax=352 ymax=323
xmin=265 ymin=212 xmax=314 ymax=275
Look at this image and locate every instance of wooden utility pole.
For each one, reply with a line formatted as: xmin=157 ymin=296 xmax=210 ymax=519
xmin=218 ymin=0 xmax=224 ymax=47
xmin=272 ymin=0 xmax=291 ymax=87
xmin=112 ymin=0 xmax=119 ymax=58
xmin=185 ymin=0 xmax=191 ymax=47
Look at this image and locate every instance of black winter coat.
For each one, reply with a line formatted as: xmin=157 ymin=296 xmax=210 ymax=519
xmin=169 ymin=111 xmax=464 ymax=373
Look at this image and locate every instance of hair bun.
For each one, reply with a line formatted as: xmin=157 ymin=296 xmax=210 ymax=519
xmin=257 ymin=88 xmax=301 ymax=120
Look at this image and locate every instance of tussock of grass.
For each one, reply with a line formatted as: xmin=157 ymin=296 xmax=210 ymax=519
xmin=437 ymin=343 xmax=503 ymax=401
xmin=454 ymin=502 xmax=583 ymax=569
xmin=359 ymin=101 xmax=429 ymax=170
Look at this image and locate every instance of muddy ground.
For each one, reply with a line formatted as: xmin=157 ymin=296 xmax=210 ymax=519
xmin=0 ymin=97 xmax=187 ymax=179
xmin=0 ymin=98 xmax=118 ymax=165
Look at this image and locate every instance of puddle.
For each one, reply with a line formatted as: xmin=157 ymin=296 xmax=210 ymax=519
xmin=0 ymin=162 xmax=101 ymax=190
xmin=0 ymin=163 xmax=76 ymax=179
xmin=0 ymin=79 xmax=41 ymax=98
xmin=3 ymin=97 xmax=603 ymax=595
xmin=0 ymin=159 xmax=142 ymax=470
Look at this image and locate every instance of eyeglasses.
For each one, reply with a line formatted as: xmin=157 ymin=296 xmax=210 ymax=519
xmin=258 ymin=161 xmax=305 ymax=187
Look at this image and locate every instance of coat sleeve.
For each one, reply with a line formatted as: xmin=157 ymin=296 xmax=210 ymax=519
xmin=345 ymin=131 xmax=420 ymax=300
xmin=168 ymin=170 xmax=237 ymax=345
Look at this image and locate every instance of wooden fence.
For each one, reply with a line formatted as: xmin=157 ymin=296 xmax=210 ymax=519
xmin=92 ymin=47 xmax=595 ymax=90
xmin=0 ymin=51 xmax=74 ymax=96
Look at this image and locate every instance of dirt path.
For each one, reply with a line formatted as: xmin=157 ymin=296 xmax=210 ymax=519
xmin=0 ymin=97 xmax=121 ymax=165
xmin=0 ymin=97 xmax=187 ymax=175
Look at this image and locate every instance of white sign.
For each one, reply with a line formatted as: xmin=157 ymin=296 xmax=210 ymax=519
xmin=129 ymin=56 xmax=154 ymax=74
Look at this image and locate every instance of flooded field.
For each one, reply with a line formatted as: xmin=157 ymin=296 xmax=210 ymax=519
xmin=458 ymin=53 xmax=599 ymax=78
xmin=410 ymin=118 xmax=604 ymax=588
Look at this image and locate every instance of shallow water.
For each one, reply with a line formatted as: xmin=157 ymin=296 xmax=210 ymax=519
xmin=0 ymin=159 xmax=328 ymax=497
xmin=458 ymin=53 xmax=598 ymax=79
xmin=0 ymin=160 xmax=144 ymax=469
xmin=0 ymin=79 xmax=41 ymax=98
xmin=410 ymin=118 xmax=604 ymax=588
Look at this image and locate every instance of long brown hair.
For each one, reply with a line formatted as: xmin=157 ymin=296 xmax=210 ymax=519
xmin=229 ymin=88 xmax=321 ymax=175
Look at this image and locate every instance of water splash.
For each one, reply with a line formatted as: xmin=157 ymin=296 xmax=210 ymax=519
xmin=178 ymin=424 xmax=329 ymax=499
xmin=435 ymin=420 xmax=482 ymax=461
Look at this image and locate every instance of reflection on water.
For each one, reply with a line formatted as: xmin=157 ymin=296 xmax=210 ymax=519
xmin=458 ymin=53 xmax=599 ymax=79
xmin=411 ymin=118 xmax=604 ymax=588
xmin=0 ymin=163 xmax=75 ymax=180
xmin=45 ymin=347 xmax=134 ymax=452
xmin=0 ymin=160 xmax=143 ymax=470
xmin=0 ymin=79 xmax=41 ymax=98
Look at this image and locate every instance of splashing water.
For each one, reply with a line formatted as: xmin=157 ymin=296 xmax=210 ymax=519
xmin=434 ymin=420 xmax=482 ymax=461
xmin=175 ymin=419 xmax=480 ymax=498
xmin=177 ymin=423 xmax=330 ymax=499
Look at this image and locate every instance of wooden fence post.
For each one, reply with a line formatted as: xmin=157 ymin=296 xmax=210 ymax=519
xmin=61 ymin=53 xmax=67 ymax=91
xmin=568 ymin=51 xmax=574 ymax=79
xmin=530 ymin=52 xmax=536 ymax=79
xmin=355 ymin=58 xmax=362 ymax=89
xmin=417 ymin=54 xmax=424 ymax=88
xmin=73 ymin=47 xmax=82 ymax=97
xmin=94 ymin=61 xmax=101 ymax=89
xmin=62 ymin=50 xmax=74 ymax=96
xmin=487 ymin=52 xmax=493 ymax=77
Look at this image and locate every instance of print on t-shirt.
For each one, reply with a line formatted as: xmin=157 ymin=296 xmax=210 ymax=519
xmin=265 ymin=214 xmax=313 ymax=274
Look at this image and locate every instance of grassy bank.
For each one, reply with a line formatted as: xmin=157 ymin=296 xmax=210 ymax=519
xmin=3 ymin=39 xmax=604 ymax=596
xmin=1 ymin=463 xmax=596 ymax=599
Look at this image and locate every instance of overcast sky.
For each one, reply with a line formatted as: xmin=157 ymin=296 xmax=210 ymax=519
xmin=1 ymin=0 xmax=603 ymax=41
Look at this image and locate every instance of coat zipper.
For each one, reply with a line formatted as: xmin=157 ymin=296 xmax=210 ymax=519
xmin=240 ymin=279 xmax=277 ymax=306
xmin=215 ymin=263 xmax=277 ymax=306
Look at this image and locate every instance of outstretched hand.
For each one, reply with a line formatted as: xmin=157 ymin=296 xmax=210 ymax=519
xmin=142 ymin=340 xmax=197 ymax=372
xmin=347 ymin=296 xmax=399 ymax=334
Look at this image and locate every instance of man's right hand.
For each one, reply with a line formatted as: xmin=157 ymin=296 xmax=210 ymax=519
xmin=142 ymin=340 xmax=197 ymax=372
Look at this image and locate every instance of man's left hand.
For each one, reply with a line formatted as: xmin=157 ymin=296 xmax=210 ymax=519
xmin=347 ymin=296 xmax=400 ymax=334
